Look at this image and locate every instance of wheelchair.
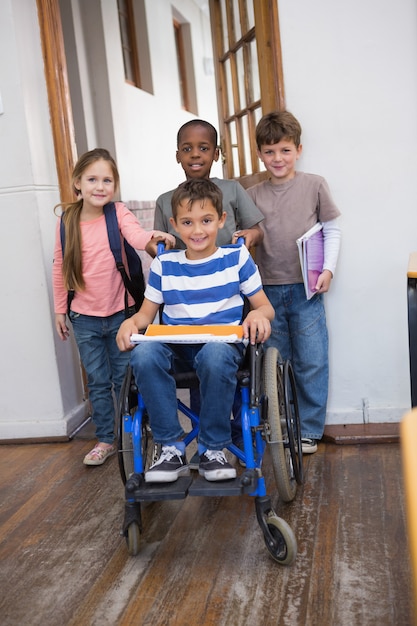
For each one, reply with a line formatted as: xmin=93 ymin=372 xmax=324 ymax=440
xmin=117 ymin=338 xmax=303 ymax=566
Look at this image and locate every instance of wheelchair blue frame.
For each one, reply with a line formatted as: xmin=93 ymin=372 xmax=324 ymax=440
xmin=118 ymin=342 xmax=302 ymax=565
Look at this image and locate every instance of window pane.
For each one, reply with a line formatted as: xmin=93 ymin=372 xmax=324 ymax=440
xmin=123 ymin=49 xmax=134 ymax=83
xmin=220 ymin=0 xmax=228 ymax=53
xmin=174 ymin=24 xmax=187 ymax=109
xmin=232 ymin=146 xmax=240 ymax=177
xmin=249 ymin=39 xmax=260 ymax=103
xmin=119 ymin=15 xmax=129 ymax=42
xmin=233 ymin=0 xmax=241 ymax=41
xmin=224 ymin=58 xmax=233 ymax=117
xmin=230 ymin=119 xmax=237 ymax=145
xmin=246 ymin=0 xmax=255 ymax=30
xmin=254 ymin=105 xmax=263 ymax=128
xmin=242 ymin=114 xmax=252 ymax=175
xmin=236 ymin=47 xmax=245 ymax=110
xmin=229 ymin=121 xmax=239 ymax=177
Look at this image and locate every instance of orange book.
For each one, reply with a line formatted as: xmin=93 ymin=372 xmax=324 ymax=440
xmin=130 ymin=324 xmax=243 ymax=344
xmin=145 ymin=324 xmax=243 ymax=338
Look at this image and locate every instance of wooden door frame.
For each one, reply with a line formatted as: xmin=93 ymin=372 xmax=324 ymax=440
xmin=209 ymin=0 xmax=285 ymax=188
xmin=36 ymin=0 xmax=284 ymax=195
xmin=36 ymin=0 xmax=77 ymax=202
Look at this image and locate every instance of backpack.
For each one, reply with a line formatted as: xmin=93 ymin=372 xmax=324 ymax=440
xmin=60 ymin=202 xmax=145 ymax=318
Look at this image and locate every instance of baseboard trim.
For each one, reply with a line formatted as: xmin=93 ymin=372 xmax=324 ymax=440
xmin=0 ymin=435 xmax=71 ymax=445
xmin=323 ymin=422 xmax=400 ymax=445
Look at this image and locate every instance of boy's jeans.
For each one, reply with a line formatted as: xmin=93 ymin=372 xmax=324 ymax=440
xmin=69 ymin=310 xmax=131 ymax=444
xmin=130 ymin=341 xmax=243 ymax=450
xmin=264 ymin=284 xmax=329 ymax=441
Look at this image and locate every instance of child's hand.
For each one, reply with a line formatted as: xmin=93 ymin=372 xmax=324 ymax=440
xmin=145 ymin=233 xmax=176 ymax=257
xmin=315 ymin=269 xmax=333 ymax=293
xmin=55 ymin=314 xmax=69 ymax=341
xmin=116 ymin=317 xmax=140 ymax=351
xmin=242 ymin=311 xmax=271 ymax=345
xmin=232 ymin=225 xmax=263 ymax=247
xmin=154 ymin=231 xmax=176 ymax=248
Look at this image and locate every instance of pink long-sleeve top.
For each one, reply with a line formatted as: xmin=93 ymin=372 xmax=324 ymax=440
xmin=53 ymin=201 xmax=155 ymax=316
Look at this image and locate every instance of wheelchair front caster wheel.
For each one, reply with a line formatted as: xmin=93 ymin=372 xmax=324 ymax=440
xmin=263 ymin=512 xmax=297 ymax=565
xmin=126 ymin=521 xmax=141 ymax=556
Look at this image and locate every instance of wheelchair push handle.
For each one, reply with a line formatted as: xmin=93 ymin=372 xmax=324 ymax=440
xmin=157 ymin=241 xmax=166 ymax=256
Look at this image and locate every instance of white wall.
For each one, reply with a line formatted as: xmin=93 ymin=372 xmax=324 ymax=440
xmin=278 ymin=0 xmax=417 ymax=422
xmin=0 ymin=0 xmax=87 ymax=440
xmin=102 ymin=0 xmax=222 ymax=202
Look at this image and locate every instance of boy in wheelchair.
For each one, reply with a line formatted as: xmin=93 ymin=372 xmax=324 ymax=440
xmin=116 ymin=178 xmax=274 ymax=483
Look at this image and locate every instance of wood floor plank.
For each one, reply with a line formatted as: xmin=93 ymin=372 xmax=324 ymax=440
xmin=0 ymin=440 xmax=413 ymax=626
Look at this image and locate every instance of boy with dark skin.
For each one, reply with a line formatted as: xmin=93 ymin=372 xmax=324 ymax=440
xmin=150 ymin=120 xmax=265 ymax=458
xmin=152 ymin=119 xmax=264 ymax=251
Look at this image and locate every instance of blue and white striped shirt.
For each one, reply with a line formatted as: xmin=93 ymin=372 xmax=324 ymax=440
xmin=145 ymin=244 xmax=262 ymax=326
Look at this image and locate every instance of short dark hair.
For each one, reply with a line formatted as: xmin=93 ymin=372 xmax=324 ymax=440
xmin=256 ymin=111 xmax=302 ymax=148
xmin=176 ymin=119 xmax=218 ymax=148
xmin=171 ymin=179 xmax=223 ymax=219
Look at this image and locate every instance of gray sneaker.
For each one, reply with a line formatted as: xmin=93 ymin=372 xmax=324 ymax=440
xmin=301 ymin=438 xmax=318 ymax=454
xmin=145 ymin=445 xmax=190 ymax=483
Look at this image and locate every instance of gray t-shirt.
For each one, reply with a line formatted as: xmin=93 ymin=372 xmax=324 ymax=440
xmin=247 ymin=172 xmax=341 ymax=285
xmin=154 ymin=177 xmax=264 ymax=249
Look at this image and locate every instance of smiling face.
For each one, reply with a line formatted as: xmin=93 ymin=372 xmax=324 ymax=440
xmin=176 ymin=124 xmax=219 ymax=179
xmin=257 ymin=139 xmax=302 ymax=184
xmin=75 ymin=159 xmax=115 ymax=214
xmin=170 ymin=197 xmax=226 ymax=260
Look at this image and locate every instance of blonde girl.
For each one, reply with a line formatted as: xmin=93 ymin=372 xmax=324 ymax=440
xmin=53 ymin=148 xmax=174 ymax=465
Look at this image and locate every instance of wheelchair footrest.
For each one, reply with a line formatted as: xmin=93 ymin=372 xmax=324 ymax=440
xmin=188 ymin=470 xmax=258 ymax=497
xmin=128 ymin=476 xmax=193 ymax=501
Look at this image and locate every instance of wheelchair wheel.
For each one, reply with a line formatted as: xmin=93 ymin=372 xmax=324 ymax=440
xmin=264 ymin=347 xmax=298 ymax=502
xmin=126 ymin=521 xmax=141 ymax=556
xmin=283 ymin=360 xmax=303 ymax=485
xmin=264 ymin=512 xmax=297 ymax=565
xmin=117 ymin=365 xmax=152 ymax=484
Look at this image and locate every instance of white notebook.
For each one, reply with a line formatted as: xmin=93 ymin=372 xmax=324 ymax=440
xmin=130 ymin=324 xmax=244 ymax=344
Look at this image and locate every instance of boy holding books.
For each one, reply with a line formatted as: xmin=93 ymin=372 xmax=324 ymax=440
xmin=247 ymin=111 xmax=341 ymax=454
xmin=116 ymin=179 xmax=274 ymax=482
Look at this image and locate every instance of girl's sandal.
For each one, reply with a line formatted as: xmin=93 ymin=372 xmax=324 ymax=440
xmin=83 ymin=442 xmax=116 ymax=466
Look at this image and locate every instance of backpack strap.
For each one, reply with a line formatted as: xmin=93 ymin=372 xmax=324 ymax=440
xmin=104 ymin=202 xmax=146 ymax=318
xmin=61 ymin=204 xmax=144 ymax=320
xmin=104 ymin=202 xmax=131 ymax=317
xmin=59 ymin=216 xmax=75 ymax=315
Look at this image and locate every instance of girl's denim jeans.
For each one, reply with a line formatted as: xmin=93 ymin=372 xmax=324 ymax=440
xmin=69 ymin=309 xmax=131 ymax=444
xmin=264 ymin=284 xmax=329 ymax=440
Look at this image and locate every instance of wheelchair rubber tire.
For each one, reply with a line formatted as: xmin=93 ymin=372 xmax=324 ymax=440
xmin=126 ymin=521 xmax=141 ymax=556
xmin=117 ymin=365 xmax=134 ymax=484
xmin=264 ymin=512 xmax=297 ymax=565
xmin=283 ymin=360 xmax=303 ymax=485
xmin=117 ymin=365 xmax=152 ymax=484
xmin=264 ymin=347 xmax=297 ymax=503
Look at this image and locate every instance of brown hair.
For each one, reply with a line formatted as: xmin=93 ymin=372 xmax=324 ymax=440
xmin=171 ymin=178 xmax=223 ymax=220
xmin=255 ymin=111 xmax=302 ymax=149
xmin=54 ymin=148 xmax=119 ymax=292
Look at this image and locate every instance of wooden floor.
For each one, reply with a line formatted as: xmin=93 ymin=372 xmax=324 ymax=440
xmin=0 ymin=428 xmax=413 ymax=626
